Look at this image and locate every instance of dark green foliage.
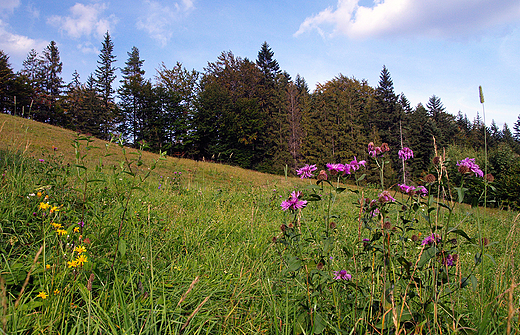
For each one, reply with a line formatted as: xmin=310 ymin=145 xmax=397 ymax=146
xmin=95 ymin=32 xmax=118 ymax=139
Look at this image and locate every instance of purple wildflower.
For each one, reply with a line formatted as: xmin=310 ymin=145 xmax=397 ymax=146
xmin=443 ymin=253 xmax=458 ymax=267
xmin=39 ymin=159 xmax=44 ymax=162
xmin=421 ymin=233 xmax=441 ymax=246
xmin=378 ymin=190 xmax=396 ymax=204
xmin=416 ymin=186 xmax=428 ymax=196
xmin=398 ymin=147 xmax=414 ymax=161
xmin=349 ymin=157 xmax=366 ymax=172
xmin=456 ymin=158 xmax=484 ymax=177
xmin=77 ymin=221 xmax=85 ymax=228
xmin=368 ymin=142 xmax=377 ymax=157
xmin=281 ymin=191 xmax=308 ymax=211
xmin=326 ymin=163 xmax=344 ymax=176
xmin=399 ymin=184 xmax=415 ymax=194
xmin=296 ymin=164 xmax=317 ymax=179
xmin=333 ymin=270 xmax=352 ymax=281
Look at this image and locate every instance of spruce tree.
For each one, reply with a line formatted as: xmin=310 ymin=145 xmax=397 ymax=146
xmin=95 ymin=31 xmax=117 ymax=139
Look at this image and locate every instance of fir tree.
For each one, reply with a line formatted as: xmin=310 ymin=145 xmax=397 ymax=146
xmin=95 ymin=31 xmax=117 ymax=139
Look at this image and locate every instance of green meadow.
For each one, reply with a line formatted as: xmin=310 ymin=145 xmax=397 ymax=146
xmin=0 ymin=113 xmax=518 ymax=334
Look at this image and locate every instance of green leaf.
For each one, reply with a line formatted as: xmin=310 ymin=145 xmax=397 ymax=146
xmin=286 ymin=256 xmax=301 ymax=272
xmin=119 ymin=239 xmax=127 ymax=258
xmin=454 ymin=186 xmax=468 ymax=203
xmin=484 ymin=253 xmax=497 ymax=266
xmin=447 ymin=229 xmax=472 ymax=242
xmin=418 ymin=246 xmax=438 ymax=267
xmin=335 ymin=187 xmax=346 ymax=194
xmin=356 ymin=173 xmax=366 ymax=182
xmin=313 ymin=312 xmax=326 ymax=334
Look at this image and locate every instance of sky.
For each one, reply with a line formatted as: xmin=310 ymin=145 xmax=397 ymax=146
xmin=1 ymin=0 xmax=520 ymax=128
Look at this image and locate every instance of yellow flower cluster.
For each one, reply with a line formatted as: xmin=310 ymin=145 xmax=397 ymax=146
xmin=51 ymin=222 xmax=62 ymax=229
xmin=56 ymin=229 xmax=67 ymax=236
xmin=73 ymin=245 xmax=86 ymax=254
xmin=39 ymin=202 xmax=50 ymax=210
xmin=68 ymin=255 xmax=88 ymax=268
xmin=37 ymin=291 xmax=48 ymax=299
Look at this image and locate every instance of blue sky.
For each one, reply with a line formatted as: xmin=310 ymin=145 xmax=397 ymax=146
xmin=1 ymin=0 xmax=519 ymax=128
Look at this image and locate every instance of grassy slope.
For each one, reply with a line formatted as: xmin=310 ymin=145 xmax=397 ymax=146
xmin=0 ymin=114 xmax=519 ymax=334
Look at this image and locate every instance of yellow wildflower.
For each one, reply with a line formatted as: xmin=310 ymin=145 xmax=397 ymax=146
xmin=75 ymin=254 xmax=88 ymax=266
xmin=56 ymin=229 xmax=67 ymax=236
xmin=37 ymin=192 xmax=42 ymax=197
xmin=53 ymin=289 xmax=60 ymax=295
xmin=46 ymin=264 xmax=51 ymax=270
xmin=37 ymin=291 xmax=48 ymax=299
xmin=67 ymin=260 xmax=78 ymax=268
xmin=44 ymin=195 xmax=49 ymax=200
xmin=50 ymin=205 xmax=60 ymax=213
xmin=73 ymin=227 xmax=80 ymax=233
xmin=74 ymin=245 xmax=86 ymax=254
xmin=39 ymin=202 xmax=50 ymax=210
xmin=50 ymin=222 xmax=62 ymax=229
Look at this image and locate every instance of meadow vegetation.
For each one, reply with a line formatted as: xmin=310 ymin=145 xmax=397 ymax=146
xmin=0 ymin=114 xmax=519 ymax=334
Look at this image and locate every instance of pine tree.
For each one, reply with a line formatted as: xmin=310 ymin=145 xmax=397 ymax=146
xmin=256 ymin=42 xmax=280 ymax=85
xmin=426 ymin=95 xmax=445 ymax=122
xmin=95 ymin=32 xmax=117 ymax=139
xmin=0 ymin=50 xmax=15 ymax=114
xmin=41 ymin=41 xmax=64 ymax=125
xmin=118 ymin=46 xmax=146 ymax=144
xmin=513 ymin=115 xmax=520 ymax=142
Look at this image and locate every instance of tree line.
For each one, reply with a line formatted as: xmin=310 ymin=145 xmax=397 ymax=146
xmin=1 ymin=33 xmax=520 ymax=208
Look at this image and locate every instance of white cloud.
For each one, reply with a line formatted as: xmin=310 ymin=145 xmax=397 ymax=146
xmin=47 ymin=3 xmax=117 ymax=39
xmin=0 ymin=0 xmax=20 ymax=14
xmin=26 ymin=3 xmax=40 ymax=19
xmin=77 ymin=41 xmax=98 ymax=54
xmin=0 ymin=19 xmax=47 ymax=58
xmin=295 ymin=0 xmax=520 ymax=39
xmin=136 ymin=0 xmax=195 ymax=47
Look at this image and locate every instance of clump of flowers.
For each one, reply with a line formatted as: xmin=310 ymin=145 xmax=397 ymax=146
xmin=456 ymin=157 xmax=483 ymax=177
xmin=368 ymin=142 xmax=390 ymax=157
xmin=443 ymin=253 xmax=458 ymax=267
xmin=281 ymin=191 xmax=308 ymax=211
xmin=296 ymin=164 xmax=317 ymax=179
xmin=398 ymin=147 xmax=414 ymax=161
xmin=348 ymin=156 xmax=366 ymax=172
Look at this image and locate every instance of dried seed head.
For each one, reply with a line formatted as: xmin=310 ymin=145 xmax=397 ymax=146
xmin=411 ymin=234 xmax=418 ymax=242
xmin=329 ymin=221 xmax=336 ymax=229
xmin=316 ymin=262 xmax=324 ymax=270
xmin=433 ymin=156 xmax=441 ymax=165
xmin=317 ymin=170 xmax=328 ymax=181
xmin=485 ymin=173 xmax=494 ymax=182
xmin=425 ymin=174 xmax=436 ymax=183
xmin=383 ymin=221 xmax=392 ymax=230
xmin=381 ymin=143 xmax=390 ymax=152
xmin=458 ymin=165 xmax=470 ymax=174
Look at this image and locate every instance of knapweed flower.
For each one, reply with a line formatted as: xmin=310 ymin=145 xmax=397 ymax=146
xmin=36 ymin=291 xmax=48 ymax=299
xmin=77 ymin=221 xmax=85 ymax=228
xmin=398 ymin=147 xmax=414 ymax=161
xmin=281 ymin=191 xmax=308 ymax=211
xmin=349 ymin=157 xmax=366 ymax=172
xmin=421 ymin=233 xmax=441 ymax=246
xmin=456 ymin=158 xmax=483 ymax=177
xmin=443 ymin=253 xmax=458 ymax=267
xmin=326 ymin=163 xmax=344 ymax=176
xmin=368 ymin=142 xmax=389 ymax=157
xmin=416 ymin=186 xmax=428 ymax=196
xmin=74 ymin=245 xmax=87 ymax=254
xmin=333 ymin=270 xmax=352 ymax=281
xmin=378 ymin=190 xmax=396 ymax=204
xmin=296 ymin=164 xmax=317 ymax=179
xmin=39 ymin=159 xmax=44 ymax=163
xmin=317 ymin=170 xmax=328 ymax=181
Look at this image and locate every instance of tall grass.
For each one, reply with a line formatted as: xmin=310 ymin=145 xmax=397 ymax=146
xmin=0 ymin=114 xmax=518 ymax=334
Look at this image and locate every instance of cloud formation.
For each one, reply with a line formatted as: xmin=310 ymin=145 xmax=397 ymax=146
xmin=0 ymin=0 xmax=20 ymax=14
xmin=295 ymin=0 xmax=520 ymax=39
xmin=0 ymin=19 xmax=47 ymax=57
xmin=47 ymin=3 xmax=117 ymax=39
xmin=136 ymin=0 xmax=195 ymax=47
